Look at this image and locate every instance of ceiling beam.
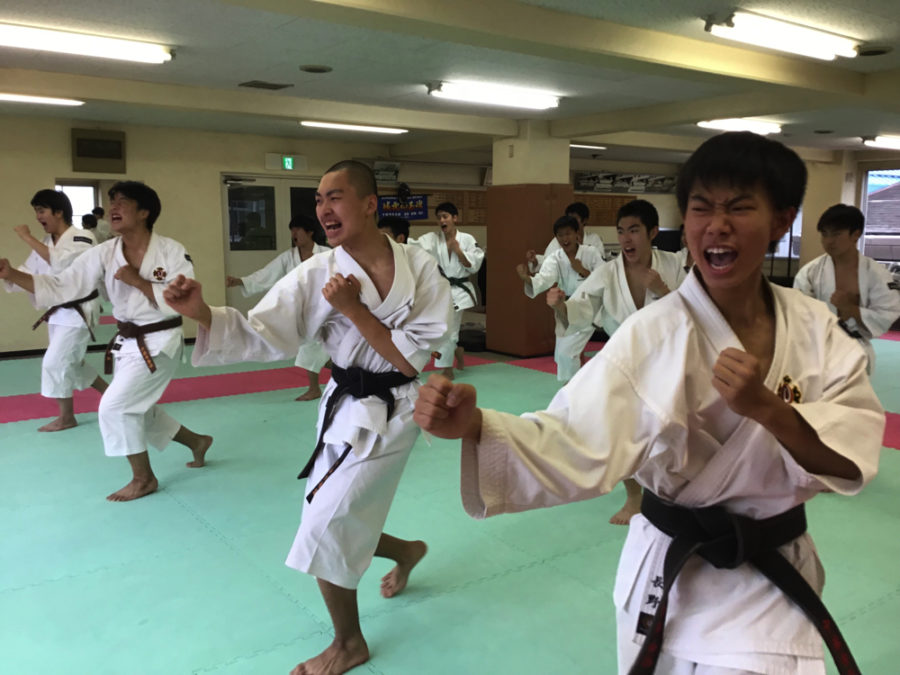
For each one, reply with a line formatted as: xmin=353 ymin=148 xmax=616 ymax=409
xmin=225 ymin=0 xmax=865 ymax=95
xmin=0 ymin=68 xmax=518 ymax=137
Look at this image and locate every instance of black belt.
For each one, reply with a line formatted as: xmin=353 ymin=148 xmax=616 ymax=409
xmin=629 ymin=492 xmax=859 ymax=675
xmin=298 ymin=365 xmax=415 ymax=503
xmin=104 ymin=316 xmax=183 ymax=374
xmin=838 ymin=319 xmax=864 ymax=340
xmin=439 ymin=269 xmax=476 ymax=305
xmin=32 ymin=289 xmax=99 ymax=341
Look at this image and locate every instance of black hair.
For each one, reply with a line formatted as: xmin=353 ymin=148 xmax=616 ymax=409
xmin=435 ymin=201 xmax=458 ymax=217
xmin=324 ymin=160 xmax=378 ymax=199
xmin=92 ymin=206 xmax=105 ymax=218
xmin=565 ymin=202 xmax=589 ymax=222
xmin=552 ymin=215 xmax=580 ymax=236
xmin=107 ymin=181 xmax=161 ymax=230
xmin=289 ymin=214 xmax=327 ymax=245
xmin=378 ymin=215 xmax=410 ymax=241
xmin=30 ymin=189 xmax=73 ymax=225
xmin=676 ymin=131 xmax=807 ymax=214
xmin=81 ymin=213 xmax=98 ymax=229
xmin=616 ymin=199 xmax=659 ymax=233
xmin=817 ymin=204 xmax=864 ymax=234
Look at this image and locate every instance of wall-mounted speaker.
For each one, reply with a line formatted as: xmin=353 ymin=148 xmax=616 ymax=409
xmin=71 ymin=128 xmax=126 ymax=173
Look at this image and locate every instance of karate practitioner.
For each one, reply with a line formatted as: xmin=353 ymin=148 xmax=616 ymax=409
xmin=415 ymin=131 xmax=883 ymax=675
xmin=163 ymin=161 xmax=451 ymax=675
xmin=4 ymin=189 xmax=108 ymax=431
xmin=226 ymin=215 xmax=331 ymax=401
xmin=793 ymin=204 xmax=900 ymax=374
xmin=413 ymin=201 xmax=484 ymax=379
xmin=516 ymin=215 xmax=604 ymax=381
xmin=529 ymin=201 xmax=606 ymax=270
xmin=550 ymin=199 xmax=684 ymax=525
xmin=0 ymin=181 xmax=212 ymax=502
xmin=377 ymin=215 xmax=411 ymax=244
xmin=92 ymin=206 xmax=113 ymax=243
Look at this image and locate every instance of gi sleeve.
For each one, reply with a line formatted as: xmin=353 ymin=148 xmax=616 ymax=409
xmin=459 ymin=235 xmax=484 ymax=274
xmin=788 ymin=318 xmax=884 ymax=496
xmin=526 ymin=253 xmax=562 ymax=298
xmin=461 ymin=354 xmax=666 ymax=519
xmin=240 ymin=250 xmax=293 ymax=297
xmin=792 ymin=262 xmax=816 ymax=297
xmin=193 ymin=269 xmax=309 ymax=366
xmin=389 ymin=256 xmax=452 ymax=373
xmin=562 ymin=267 xmax=605 ymax=336
xmin=858 ymin=263 xmax=900 ymax=338
xmin=32 ymin=246 xmax=105 ymax=307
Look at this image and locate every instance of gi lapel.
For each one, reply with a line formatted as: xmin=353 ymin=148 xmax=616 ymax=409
xmin=613 ymin=255 xmax=639 ymax=316
xmin=673 ymin=274 xmax=788 ymax=507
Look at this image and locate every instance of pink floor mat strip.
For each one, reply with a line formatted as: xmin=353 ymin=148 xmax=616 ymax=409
xmin=0 ymin=354 xmax=497 ymax=423
xmin=884 ymin=412 xmax=900 ymax=451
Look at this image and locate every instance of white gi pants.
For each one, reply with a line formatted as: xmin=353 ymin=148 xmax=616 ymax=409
xmin=41 ymin=323 xmax=98 ymax=398
xmin=434 ymin=308 xmax=463 ymax=368
xmin=554 ymin=325 xmax=594 ymax=382
xmin=616 ymin=608 xmax=825 ymax=675
xmin=98 ymin=350 xmax=181 ymax=457
xmin=285 ymin=406 xmax=419 ymax=589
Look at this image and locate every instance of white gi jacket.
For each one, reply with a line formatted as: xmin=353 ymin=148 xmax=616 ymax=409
xmin=461 ymin=270 xmax=883 ymax=663
xmin=413 ymin=231 xmax=484 ymax=311
xmin=239 ymin=243 xmax=331 ymax=297
xmin=525 ymin=244 xmax=605 ymax=299
xmin=194 ymin=237 xmax=452 ymax=460
xmin=562 ymin=249 xmax=685 ymax=337
xmin=32 ymin=233 xmax=193 ymax=359
xmin=793 ymin=253 xmax=900 ymax=359
xmin=543 ymin=231 xmax=606 ymax=261
xmin=6 ymin=226 xmax=100 ymax=329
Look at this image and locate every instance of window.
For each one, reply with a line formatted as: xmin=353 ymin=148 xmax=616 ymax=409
xmin=861 ymin=169 xmax=900 ymax=264
xmin=55 ymin=183 xmax=97 ymax=228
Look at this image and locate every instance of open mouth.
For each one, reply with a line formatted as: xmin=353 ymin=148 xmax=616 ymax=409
xmin=704 ymin=247 xmax=738 ymax=270
xmin=323 ymin=221 xmax=342 ymax=237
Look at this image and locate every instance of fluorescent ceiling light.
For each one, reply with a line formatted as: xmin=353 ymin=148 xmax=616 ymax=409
xmin=697 ymin=118 xmax=782 ymax=135
xmin=0 ymin=23 xmax=172 ymax=64
xmin=705 ymin=12 xmax=857 ymax=61
xmin=428 ymin=80 xmax=560 ymax=110
xmin=0 ymin=93 xmax=84 ymax=106
xmin=300 ymin=121 xmax=408 ymax=134
xmin=864 ymin=136 xmax=900 ymax=150
xmin=570 ymin=144 xmax=607 ymax=150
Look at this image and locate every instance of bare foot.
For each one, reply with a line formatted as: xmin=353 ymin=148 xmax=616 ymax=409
xmin=107 ymin=476 xmax=158 ymax=502
xmin=186 ymin=435 xmax=213 ymax=468
xmin=381 ymin=540 xmax=427 ymax=598
xmin=441 ymin=367 xmax=455 ymax=381
xmin=455 ymin=346 xmax=465 ymax=371
xmin=609 ymin=498 xmax=642 ymax=526
xmin=295 ymin=388 xmax=322 ymax=402
xmin=38 ymin=417 xmax=77 ymax=432
xmin=290 ymin=636 xmax=369 ymax=675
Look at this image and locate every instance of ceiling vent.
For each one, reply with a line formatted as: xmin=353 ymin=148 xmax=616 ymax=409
xmin=238 ymin=80 xmax=293 ymax=91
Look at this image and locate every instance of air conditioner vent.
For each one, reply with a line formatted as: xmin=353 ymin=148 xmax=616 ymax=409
xmin=239 ymin=80 xmax=293 ymax=91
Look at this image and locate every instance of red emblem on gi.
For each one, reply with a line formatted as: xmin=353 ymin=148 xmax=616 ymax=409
xmin=777 ymin=375 xmax=801 ymax=404
xmin=153 ymin=267 xmax=167 ymax=281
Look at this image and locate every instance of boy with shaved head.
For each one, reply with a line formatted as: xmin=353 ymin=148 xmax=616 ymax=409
xmin=164 ymin=160 xmax=451 ymax=675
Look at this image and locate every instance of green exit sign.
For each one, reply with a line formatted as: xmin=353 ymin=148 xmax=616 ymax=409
xmin=282 ymin=156 xmax=294 ymax=170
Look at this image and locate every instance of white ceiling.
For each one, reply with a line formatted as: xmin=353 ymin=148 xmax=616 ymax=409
xmin=1 ymin=0 xmax=899 ymax=165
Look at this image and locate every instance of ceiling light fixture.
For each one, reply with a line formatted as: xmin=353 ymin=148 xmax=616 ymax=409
xmin=863 ymin=135 xmax=900 ymax=150
xmin=300 ymin=121 xmax=408 ymax=134
xmin=704 ymin=11 xmax=857 ymax=61
xmin=0 ymin=92 xmax=84 ymax=106
xmin=697 ymin=118 xmax=782 ymax=135
xmin=570 ymin=144 xmax=607 ymax=151
xmin=0 ymin=23 xmax=173 ymax=64
xmin=428 ymin=80 xmax=560 ymax=110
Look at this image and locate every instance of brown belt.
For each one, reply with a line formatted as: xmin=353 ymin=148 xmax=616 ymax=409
xmin=32 ymin=289 xmax=100 ymax=341
xmin=104 ymin=316 xmax=183 ymax=374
